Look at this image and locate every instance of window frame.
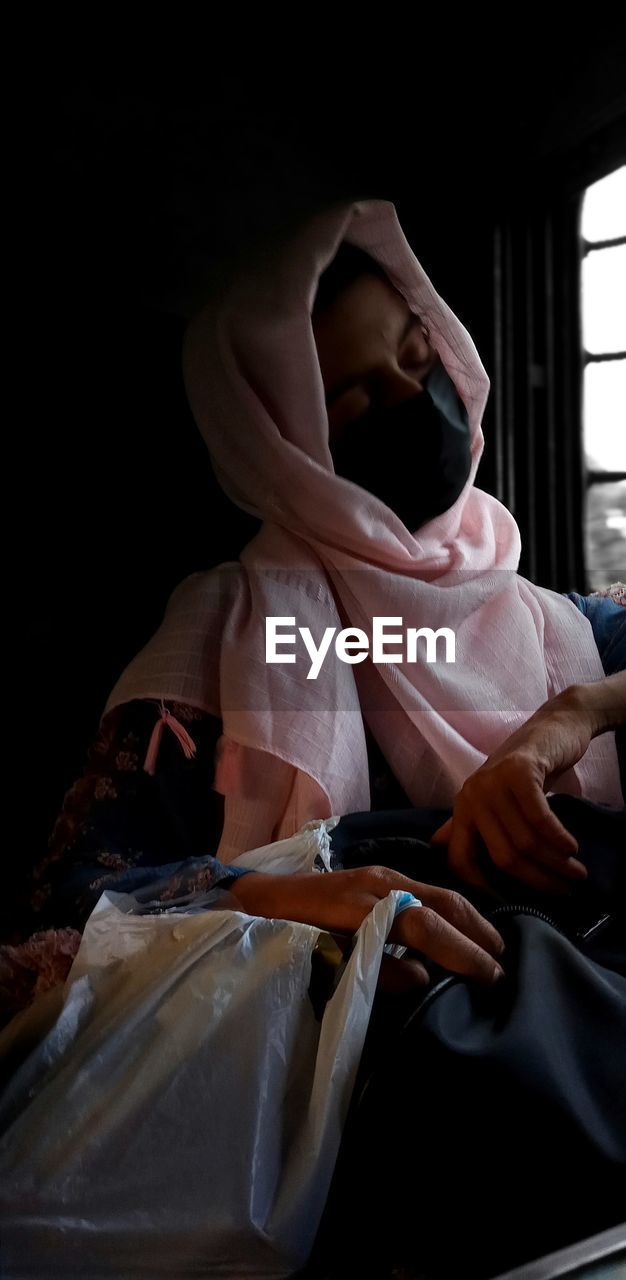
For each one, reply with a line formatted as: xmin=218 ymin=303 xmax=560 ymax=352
xmin=579 ymin=180 xmax=626 ymax=588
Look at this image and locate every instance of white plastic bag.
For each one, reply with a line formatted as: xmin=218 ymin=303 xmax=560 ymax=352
xmin=0 ymin=822 xmax=406 ymax=1278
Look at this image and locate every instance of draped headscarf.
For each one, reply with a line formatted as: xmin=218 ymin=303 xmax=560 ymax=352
xmin=106 ymin=199 xmax=622 ymax=860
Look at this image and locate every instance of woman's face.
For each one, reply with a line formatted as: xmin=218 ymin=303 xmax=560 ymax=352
xmin=312 ymin=272 xmax=438 ymax=446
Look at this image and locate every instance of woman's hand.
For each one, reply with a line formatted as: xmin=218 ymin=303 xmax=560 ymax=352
xmin=231 ymin=864 xmax=505 ymax=986
xmin=432 ymin=676 xmax=626 ymax=894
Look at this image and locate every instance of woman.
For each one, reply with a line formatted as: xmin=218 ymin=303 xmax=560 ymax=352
xmin=23 ymin=198 xmax=625 ymax=1004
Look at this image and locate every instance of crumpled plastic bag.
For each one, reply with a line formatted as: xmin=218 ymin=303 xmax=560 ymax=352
xmin=0 ymin=819 xmax=408 ymax=1278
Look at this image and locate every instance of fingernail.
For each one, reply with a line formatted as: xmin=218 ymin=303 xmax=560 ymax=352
xmin=495 ymin=938 xmax=506 ymax=957
xmin=567 ymin=859 xmax=588 ymax=879
xmin=492 ymin=965 xmax=505 ymax=983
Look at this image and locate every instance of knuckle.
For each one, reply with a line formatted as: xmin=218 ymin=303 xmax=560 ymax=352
xmin=470 ymin=946 xmax=492 ymax=978
xmin=510 ymin=751 xmax=530 ymax=772
xmin=418 ymin=906 xmax=443 ymax=937
xmin=365 ymin=865 xmax=391 ymax=890
xmin=444 ymin=889 xmax=471 ymax=921
xmin=519 ymin=762 xmax=539 ymax=784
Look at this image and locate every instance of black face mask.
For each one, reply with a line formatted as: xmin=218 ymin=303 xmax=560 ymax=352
xmin=330 ymin=358 xmax=472 ymax=532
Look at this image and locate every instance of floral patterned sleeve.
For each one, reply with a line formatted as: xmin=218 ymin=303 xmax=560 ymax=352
xmin=29 ymin=699 xmax=250 ymax=934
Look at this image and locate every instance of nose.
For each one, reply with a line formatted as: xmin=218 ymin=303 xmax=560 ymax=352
xmin=375 ymin=356 xmax=437 ymax=408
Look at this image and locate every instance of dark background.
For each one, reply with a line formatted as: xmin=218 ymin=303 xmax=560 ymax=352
xmin=16 ymin=28 xmax=626 ymax=869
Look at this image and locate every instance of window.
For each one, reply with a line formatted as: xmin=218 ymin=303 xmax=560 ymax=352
xmin=580 ymin=165 xmax=626 ymax=589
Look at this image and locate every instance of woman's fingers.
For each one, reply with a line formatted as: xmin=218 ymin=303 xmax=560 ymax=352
xmin=438 ymin=767 xmax=584 ymax=893
xmin=497 ymin=791 xmax=583 ymax=871
xmin=442 ymin=815 xmax=495 ymax=894
xmin=499 ymin=856 xmax=582 ymax=895
xmin=392 ymin=905 xmax=504 ymax=985
xmin=421 ymin=884 xmax=505 ymax=957
xmin=501 ymin=792 xmax=587 ymax=887
xmin=233 ymin=867 xmax=504 ymax=985
xmin=431 ymin=817 xmax=452 ymax=845
xmin=429 ymin=689 xmax=598 ymax=894
xmin=377 ymin=952 xmax=430 ymax=992
xmin=362 ymin=869 xmax=505 ymax=982
xmin=360 ymin=865 xmax=504 ymax=959
xmin=470 ymin=806 xmax=570 ymax=889
xmin=510 ymin=782 xmax=579 ymax=856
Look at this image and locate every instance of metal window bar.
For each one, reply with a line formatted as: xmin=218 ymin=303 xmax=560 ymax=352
xmin=490 ymin=200 xmax=623 ymax=590
xmin=586 ymin=471 xmax=626 ymax=484
xmin=580 ymin=211 xmax=625 ymax=584
xmin=560 ymin=201 xmax=586 ymax=589
xmin=582 ymin=234 xmax=626 ymax=254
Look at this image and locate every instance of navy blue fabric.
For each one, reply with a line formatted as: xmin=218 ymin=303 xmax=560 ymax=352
xmin=566 ymin=593 xmax=626 ymax=676
xmin=567 ymin=593 xmax=625 ymax=797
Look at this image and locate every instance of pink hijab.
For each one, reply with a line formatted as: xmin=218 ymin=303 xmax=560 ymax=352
xmin=106 ymin=199 xmax=622 ymax=860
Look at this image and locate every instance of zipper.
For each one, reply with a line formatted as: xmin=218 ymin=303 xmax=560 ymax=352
xmin=487 ymin=902 xmax=567 ymax=936
xmin=399 ymin=903 xmax=608 ymax=1036
xmin=355 ymin=901 xmax=615 ymax=1111
xmin=487 ymin=902 xmax=614 ymax=944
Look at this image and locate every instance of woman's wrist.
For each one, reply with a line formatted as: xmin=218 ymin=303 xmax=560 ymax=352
xmin=563 ymin=675 xmax=626 ymax=738
xmin=229 ymin=871 xmax=282 ymax=917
